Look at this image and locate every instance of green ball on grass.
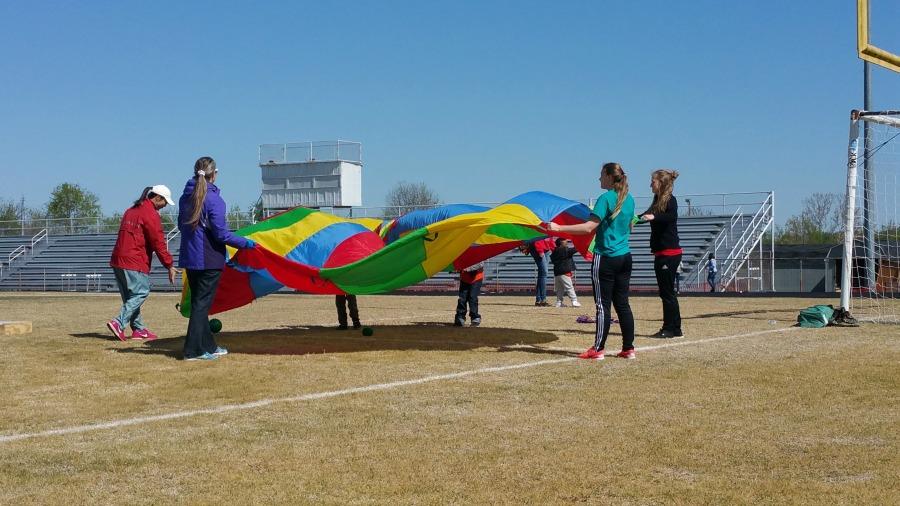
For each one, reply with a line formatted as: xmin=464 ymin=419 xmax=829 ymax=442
xmin=209 ymin=318 xmax=222 ymax=333
xmin=362 ymin=326 xmax=374 ymax=336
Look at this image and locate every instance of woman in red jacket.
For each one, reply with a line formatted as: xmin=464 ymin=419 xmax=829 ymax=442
xmin=107 ymin=185 xmax=178 ymax=341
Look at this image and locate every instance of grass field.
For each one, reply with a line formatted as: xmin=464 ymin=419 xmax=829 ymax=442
xmin=0 ymin=292 xmax=898 ymax=504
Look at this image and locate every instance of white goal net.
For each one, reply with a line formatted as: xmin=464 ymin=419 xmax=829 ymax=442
xmin=841 ymin=110 xmax=900 ymax=323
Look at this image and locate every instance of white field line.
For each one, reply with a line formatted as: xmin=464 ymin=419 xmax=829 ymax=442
xmin=0 ymin=326 xmax=799 ymax=445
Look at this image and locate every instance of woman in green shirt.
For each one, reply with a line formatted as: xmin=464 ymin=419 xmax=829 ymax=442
xmin=549 ymin=162 xmax=636 ymax=360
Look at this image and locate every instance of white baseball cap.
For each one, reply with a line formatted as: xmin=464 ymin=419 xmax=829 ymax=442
xmin=149 ymin=185 xmax=175 ymax=206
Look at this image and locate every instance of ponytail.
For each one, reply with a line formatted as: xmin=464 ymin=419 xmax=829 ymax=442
xmin=650 ymin=169 xmax=679 ymax=214
xmin=602 ymin=162 xmax=629 ymax=219
xmin=132 ymin=187 xmax=152 ymax=207
xmin=186 ymin=157 xmax=216 ymax=230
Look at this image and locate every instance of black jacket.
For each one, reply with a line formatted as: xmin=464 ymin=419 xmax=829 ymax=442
xmin=643 ymin=196 xmax=681 ymax=252
xmin=550 ymin=246 xmax=577 ymax=276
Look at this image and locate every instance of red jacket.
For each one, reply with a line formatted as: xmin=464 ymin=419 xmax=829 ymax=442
xmin=110 ymin=199 xmax=174 ymax=274
xmin=533 ymin=237 xmax=556 ymax=256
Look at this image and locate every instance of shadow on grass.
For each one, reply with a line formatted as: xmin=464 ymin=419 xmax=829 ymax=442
xmin=482 ymin=301 xmax=554 ymax=308
xmin=684 ymin=309 xmax=786 ymax=321
xmin=101 ymin=323 xmax=560 ymax=359
xmin=71 ymin=332 xmax=127 ymax=342
xmin=496 ymin=345 xmax=578 ymax=357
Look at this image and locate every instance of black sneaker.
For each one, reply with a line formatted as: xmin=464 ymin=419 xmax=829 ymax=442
xmin=453 ymin=320 xmax=464 ymax=327
xmin=649 ymin=329 xmax=677 ymax=338
xmin=470 ymin=319 xmax=481 ymax=327
xmin=673 ymin=329 xmax=684 ymax=337
xmin=352 ymin=322 xmax=362 ymax=330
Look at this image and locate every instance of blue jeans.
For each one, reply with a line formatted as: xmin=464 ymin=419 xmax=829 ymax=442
xmin=112 ymin=267 xmax=150 ymax=330
xmin=707 ymin=271 xmax=717 ymax=292
xmin=456 ymin=279 xmax=482 ymax=324
xmin=530 ymin=249 xmax=548 ymax=302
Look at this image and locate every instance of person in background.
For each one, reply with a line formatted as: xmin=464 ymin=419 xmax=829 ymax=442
xmin=550 ymin=238 xmax=580 ymax=307
xmin=707 ymin=253 xmax=718 ymax=293
xmin=455 ymin=261 xmax=484 ymax=327
xmin=178 ymin=156 xmax=256 ymax=361
xmin=107 ymin=185 xmax=178 ymax=341
xmin=336 ymin=294 xmax=361 ymax=330
xmin=640 ymin=169 xmax=683 ymax=338
xmin=524 ymin=237 xmax=555 ymax=306
xmin=549 ymin=162 xmax=637 ymax=360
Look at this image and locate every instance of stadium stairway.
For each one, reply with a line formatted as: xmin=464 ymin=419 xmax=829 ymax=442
xmin=0 ymin=234 xmax=51 ymax=283
xmin=0 ymin=236 xmax=31 ymax=280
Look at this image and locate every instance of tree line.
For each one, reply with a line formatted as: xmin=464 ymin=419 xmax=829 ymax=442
xmin=0 ymin=183 xmax=264 ymax=236
xmin=0 ymin=181 xmax=442 ymax=236
xmin=772 ymin=192 xmax=899 ymax=245
xmin=774 ymin=192 xmax=845 ymax=245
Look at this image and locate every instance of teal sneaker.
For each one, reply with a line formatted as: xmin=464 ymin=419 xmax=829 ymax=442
xmin=212 ymin=346 xmax=228 ymax=356
xmin=185 ymin=352 xmax=217 ymax=361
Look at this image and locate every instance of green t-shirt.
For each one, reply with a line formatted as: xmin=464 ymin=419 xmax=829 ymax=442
xmin=591 ymin=190 xmax=635 ymax=257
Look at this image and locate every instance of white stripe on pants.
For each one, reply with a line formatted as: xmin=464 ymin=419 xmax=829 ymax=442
xmin=591 ymin=254 xmax=605 ymax=350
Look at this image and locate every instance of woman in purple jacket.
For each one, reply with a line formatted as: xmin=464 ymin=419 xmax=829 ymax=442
xmin=178 ymin=156 xmax=256 ymax=361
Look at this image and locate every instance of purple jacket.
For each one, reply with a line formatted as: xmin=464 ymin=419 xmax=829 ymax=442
xmin=177 ymin=178 xmax=252 ymax=270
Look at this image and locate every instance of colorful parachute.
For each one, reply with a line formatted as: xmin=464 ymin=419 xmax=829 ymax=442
xmin=179 ymin=191 xmax=595 ymax=315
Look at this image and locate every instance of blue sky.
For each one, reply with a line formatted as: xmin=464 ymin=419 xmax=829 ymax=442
xmin=2 ymin=1 xmax=900 ymax=222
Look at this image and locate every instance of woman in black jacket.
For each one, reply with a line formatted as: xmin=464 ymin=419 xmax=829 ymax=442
xmin=640 ymin=169 xmax=683 ymax=338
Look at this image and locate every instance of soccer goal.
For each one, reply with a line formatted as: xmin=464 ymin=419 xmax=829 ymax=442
xmin=840 ymin=110 xmax=900 ymax=323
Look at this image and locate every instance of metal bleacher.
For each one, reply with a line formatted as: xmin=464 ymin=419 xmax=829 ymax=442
xmin=0 ymin=209 xmax=760 ymax=294
xmin=0 ymin=236 xmax=31 ymax=280
xmin=0 ymin=234 xmax=181 ymax=292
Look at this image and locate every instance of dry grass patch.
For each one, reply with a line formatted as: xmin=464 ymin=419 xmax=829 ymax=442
xmin=0 ymin=293 xmax=898 ymax=504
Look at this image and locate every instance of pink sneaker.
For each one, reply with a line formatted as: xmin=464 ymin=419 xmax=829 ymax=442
xmin=131 ymin=328 xmax=158 ymax=341
xmin=577 ymin=347 xmax=604 ymax=360
xmin=616 ymin=349 xmax=636 ymax=359
xmin=106 ymin=320 xmax=127 ymax=341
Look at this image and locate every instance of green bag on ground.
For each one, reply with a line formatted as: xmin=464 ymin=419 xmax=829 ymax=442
xmin=797 ymin=305 xmax=835 ymax=328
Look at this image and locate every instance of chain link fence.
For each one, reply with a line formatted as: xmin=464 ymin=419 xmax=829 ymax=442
xmin=0 ymin=213 xmax=257 ymax=237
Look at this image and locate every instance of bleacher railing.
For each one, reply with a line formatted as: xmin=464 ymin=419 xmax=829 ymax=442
xmin=0 ymin=216 xmax=255 ymax=236
xmin=259 ymin=140 xmax=362 ymax=165
xmin=31 ymin=228 xmax=47 ymax=250
xmin=0 ymin=229 xmax=47 ymax=281
xmin=686 ymin=192 xmax=775 ymax=292
xmin=683 ymin=207 xmax=744 ymax=287
xmin=8 ymin=245 xmax=27 ymax=264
